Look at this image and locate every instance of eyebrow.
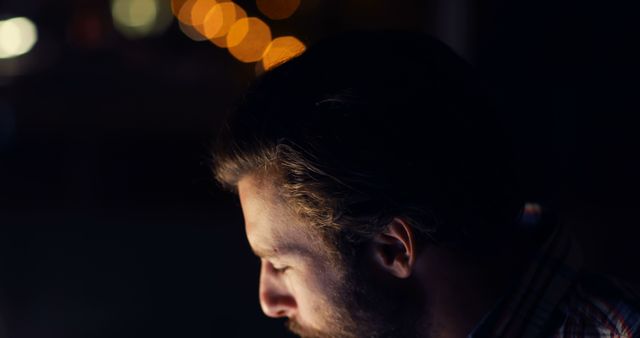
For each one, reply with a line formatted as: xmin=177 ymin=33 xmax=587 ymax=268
xmin=250 ymin=244 xmax=312 ymax=260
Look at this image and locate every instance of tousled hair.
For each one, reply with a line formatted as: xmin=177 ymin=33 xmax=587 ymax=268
xmin=213 ymin=30 xmax=525 ymax=253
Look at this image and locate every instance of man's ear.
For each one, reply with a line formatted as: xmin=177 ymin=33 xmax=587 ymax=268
xmin=372 ymin=217 xmax=416 ymax=279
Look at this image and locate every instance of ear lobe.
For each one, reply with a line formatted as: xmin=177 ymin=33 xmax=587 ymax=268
xmin=372 ymin=218 xmax=416 ymax=279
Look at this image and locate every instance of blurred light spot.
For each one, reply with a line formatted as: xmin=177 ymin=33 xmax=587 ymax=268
xmin=190 ymin=0 xmax=219 ymax=33
xmin=113 ymin=0 xmax=157 ymax=27
xmin=178 ymin=20 xmax=208 ymax=41
xmin=256 ymin=0 xmax=300 ymax=20
xmin=203 ymin=2 xmax=246 ymax=46
xmin=0 ymin=17 xmax=38 ymax=59
xmin=176 ymin=0 xmax=199 ymax=23
xmin=209 ymin=35 xmax=227 ymax=47
xmin=171 ymin=0 xmax=190 ymax=15
xmin=171 ymin=0 xmax=304 ymax=68
xmin=111 ymin=0 xmax=173 ymax=38
xmin=522 ymin=202 xmax=542 ymax=223
xmin=262 ymin=36 xmax=305 ymax=71
xmin=227 ymin=17 xmax=271 ymax=63
xmin=70 ymin=13 xmax=105 ymax=48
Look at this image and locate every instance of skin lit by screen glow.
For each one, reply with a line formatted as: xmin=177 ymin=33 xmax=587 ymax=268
xmin=256 ymin=0 xmax=301 ymax=20
xmin=262 ymin=36 xmax=306 ymax=71
xmin=227 ymin=17 xmax=272 ymax=63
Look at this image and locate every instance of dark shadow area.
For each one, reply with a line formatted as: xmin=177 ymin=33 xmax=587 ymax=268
xmin=1 ymin=0 xmax=639 ymax=337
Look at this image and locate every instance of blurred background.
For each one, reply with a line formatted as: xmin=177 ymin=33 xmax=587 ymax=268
xmin=0 ymin=0 xmax=639 ymax=337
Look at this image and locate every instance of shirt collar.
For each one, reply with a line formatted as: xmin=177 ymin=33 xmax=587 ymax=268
xmin=468 ymin=205 xmax=583 ymax=338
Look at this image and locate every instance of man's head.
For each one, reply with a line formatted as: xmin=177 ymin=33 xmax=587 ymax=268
xmin=213 ymin=31 xmax=525 ymax=337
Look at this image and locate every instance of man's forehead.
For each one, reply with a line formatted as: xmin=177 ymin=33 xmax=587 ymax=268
xmin=238 ymin=174 xmax=279 ymax=201
xmin=238 ymin=175 xmax=317 ymax=257
xmin=238 ymin=176 xmax=280 ymax=231
xmin=237 ymin=175 xmax=287 ymax=214
xmin=246 ymin=221 xmax=317 ymax=260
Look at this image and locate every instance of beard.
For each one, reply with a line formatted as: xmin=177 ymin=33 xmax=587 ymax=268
xmin=284 ymin=243 xmax=430 ymax=338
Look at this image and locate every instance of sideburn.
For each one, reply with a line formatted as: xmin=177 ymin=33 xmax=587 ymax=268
xmin=333 ymin=232 xmax=430 ymax=338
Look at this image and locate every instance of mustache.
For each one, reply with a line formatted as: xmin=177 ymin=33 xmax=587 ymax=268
xmin=286 ymin=318 xmax=331 ymax=338
xmin=285 ymin=317 xmax=358 ymax=338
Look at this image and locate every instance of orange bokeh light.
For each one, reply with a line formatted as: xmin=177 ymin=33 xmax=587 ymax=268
xmin=209 ymin=36 xmax=228 ymax=48
xmin=176 ymin=0 xmax=198 ymax=23
xmin=178 ymin=20 xmax=208 ymax=41
xmin=256 ymin=0 xmax=301 ymax=20
xmin=171 ymin=0 xmax=190 ymax=16
xmin=227 ymin=17 xmax=272 ymax=63
xmin=262 ymin=36 xmax=306 ymax=71
xmin=190 ymin=0 xmax=221 ymax=33
xmin=202 ymin=2 xmax=246 ymax=46
xmin=172 ymin=0 xmax=305 ymax=67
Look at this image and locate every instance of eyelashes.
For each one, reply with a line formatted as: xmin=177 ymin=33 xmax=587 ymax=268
xmin=267 ymin=261 xmax=290 ymax=274
xmin=272 ymin=265 xmax=290 ymax=274
xmin=260 ymin=258 xmax=292 ymax=275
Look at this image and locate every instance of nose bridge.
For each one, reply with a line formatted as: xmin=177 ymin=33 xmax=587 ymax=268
xmin=258 ymin=260 xmax=296 ymax=318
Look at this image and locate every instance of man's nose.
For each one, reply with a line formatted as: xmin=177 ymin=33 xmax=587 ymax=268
xmin=258 ymin=260 xmax=297 ymax=318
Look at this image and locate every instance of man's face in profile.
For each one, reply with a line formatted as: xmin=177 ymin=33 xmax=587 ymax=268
xmin=238 ymin=175 xmax=354 ymax=337
xmin=238 ymin=175 xmax=426 ymax=338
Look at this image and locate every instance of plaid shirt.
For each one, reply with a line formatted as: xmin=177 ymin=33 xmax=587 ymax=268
xmin=469 ymin=207 xmax=640 ymax=338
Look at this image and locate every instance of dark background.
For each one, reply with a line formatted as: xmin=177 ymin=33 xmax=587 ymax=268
xmin=1 ymin=0 xmax=639 ymax=337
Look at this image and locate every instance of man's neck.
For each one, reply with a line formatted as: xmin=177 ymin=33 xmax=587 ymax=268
xmin=413 ymin=242 xmax=531 ymax=338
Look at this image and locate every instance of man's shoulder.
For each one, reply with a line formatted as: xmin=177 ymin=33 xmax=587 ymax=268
xmin=554 ymin=272 xmax=640 ymax=337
